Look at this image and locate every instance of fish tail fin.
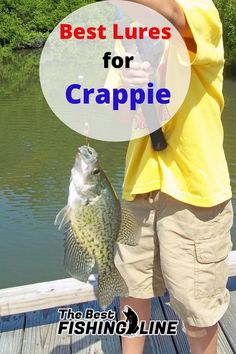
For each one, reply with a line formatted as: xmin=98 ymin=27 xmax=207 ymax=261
xmin=98 ymin=265 xmax=128 ymax=309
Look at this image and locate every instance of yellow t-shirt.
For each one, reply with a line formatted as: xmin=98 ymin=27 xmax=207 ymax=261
xmin=110 ymin=0 xmax=232 ymax=206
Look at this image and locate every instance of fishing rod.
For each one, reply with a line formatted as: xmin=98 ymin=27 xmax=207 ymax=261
xmin=115 ymin=6 xmax=167 ymax=151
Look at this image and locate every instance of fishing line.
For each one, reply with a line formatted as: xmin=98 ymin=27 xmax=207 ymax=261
xmin=83 ymin=122 xmax=90 ymax=146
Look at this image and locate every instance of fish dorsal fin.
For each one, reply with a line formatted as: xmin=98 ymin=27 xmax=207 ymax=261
xmin=54 ymin=205 xmax=71 ymax=230
xmin=116 ymin=202 xmax=140 ymax=246
xmin=64 ymin=225 xmax=95 ymax=282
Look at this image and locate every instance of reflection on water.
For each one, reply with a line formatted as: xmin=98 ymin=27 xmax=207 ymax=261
xmin=0 ymin=51 xmax=235 ymax=288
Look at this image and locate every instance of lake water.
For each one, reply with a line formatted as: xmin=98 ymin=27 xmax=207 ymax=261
xmin=0 ymin=51 xmax=235 ymax=289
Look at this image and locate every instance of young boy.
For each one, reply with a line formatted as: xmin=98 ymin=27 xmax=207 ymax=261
xmin=112 ymin=1 xmax=234 ymax=353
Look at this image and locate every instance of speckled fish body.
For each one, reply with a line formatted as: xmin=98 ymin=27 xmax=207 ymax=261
xmin=55 ymin=146 xmax=138 ymax=308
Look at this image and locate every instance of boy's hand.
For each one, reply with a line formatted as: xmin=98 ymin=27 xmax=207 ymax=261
xmin=120 ymin=60 xmax=151 ymax=86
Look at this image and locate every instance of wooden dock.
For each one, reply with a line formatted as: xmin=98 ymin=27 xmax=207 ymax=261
xmin=0 ymin=251 xmax=236 ymax=354
xmin=0 ymin=288 xmax=236 ymax=354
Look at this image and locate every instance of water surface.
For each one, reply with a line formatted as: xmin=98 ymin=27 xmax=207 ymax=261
xmin=0 ymin=51 xmax=235 ymax=289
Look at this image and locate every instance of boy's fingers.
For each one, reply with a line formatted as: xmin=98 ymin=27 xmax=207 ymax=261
xmin=122 ymin=76 xmax=149 ymax=85
xmin=120 ymin=60 xmax=151 ymax=85
xmin=129 ymin=61 xmax=151 ymax=71
xmin=141 ymin=61 xmax=151 ymax=70
xmin=124 ymin=69 xmax=149 ymax=78
xmin=128 ymin=61 xmax=142 ymax=70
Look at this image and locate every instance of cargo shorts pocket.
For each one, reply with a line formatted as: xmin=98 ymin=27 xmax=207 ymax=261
xmin=194 ymin=234 xmax=232 ymax=298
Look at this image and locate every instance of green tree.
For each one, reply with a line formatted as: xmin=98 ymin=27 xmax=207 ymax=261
xmin=0 ymin=0 xmax=94 ymax=49
xmin=0 ymin=0 xmax=235 ymax=74
xmin=214 ymin=0 xmax=236 ymax=74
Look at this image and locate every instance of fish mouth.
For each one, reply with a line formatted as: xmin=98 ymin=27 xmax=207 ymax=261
xmin=78 ymin=145 xmax=98 ymax=164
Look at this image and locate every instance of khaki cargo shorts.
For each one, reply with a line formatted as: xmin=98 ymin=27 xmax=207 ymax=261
xmin=114 ymin=191 xmax=234 ymax=327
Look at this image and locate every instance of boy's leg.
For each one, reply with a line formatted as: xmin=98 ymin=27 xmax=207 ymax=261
xmin=184 ymin=322 xmax=218 ymax=354
xmin=120 ymin=297 xmax=151 ymax=354
xmin=114 ymin=192 xmax=166 ymax=354
xmin=156 ymin=193 xmax=233 ymax=354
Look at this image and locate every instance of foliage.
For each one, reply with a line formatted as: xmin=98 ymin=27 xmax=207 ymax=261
xmin=214 ymin=0 xmax=236 ymax=74
xmin=0 ymin=0 xmax=235 ymax=73
xmin=0 ymin=0 xmax=94 ymax=49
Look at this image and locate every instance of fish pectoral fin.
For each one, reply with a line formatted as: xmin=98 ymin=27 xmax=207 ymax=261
xmin=54 ymin=205 xmax=71 ymax=230
xmin=64 ymin=226 xmax=95 ymax=282
xmin=98 ymin=265 xmax=128 ymax=309
xmin=116 ymin=203 xmax=140 ymax=246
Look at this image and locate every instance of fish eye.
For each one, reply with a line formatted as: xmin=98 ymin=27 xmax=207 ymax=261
xmin=93 ymin=168 xmax=100 ymax=175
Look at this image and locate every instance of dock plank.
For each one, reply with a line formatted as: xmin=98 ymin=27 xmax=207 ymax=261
xmin=229 ymin=251 xmax=236 ymax=277
xmin=0 ymin=289 xmax=235 ymax=353
xmin=220 ymin=291 xmax=236 ymax=353
xmin=159 ymin=294 xmax=190 ymax=354
xmin=0 ymin=249 xmax=235 ymax=318
xmin=160 ymin=293 xmax=235 ymax=354
xmin=142 ymin=298 xmax=177 ymax=354
xmin=218 ymin=326 xmax=234 ymax=354
xmin=71 ymin=301 xmax=121 ymax=354
xmin=0 ymin=313 xmax=25 ymax=354
xmin=0 ymin=276 xmax=97 ymax=317
xmin=72 ymin=329 xmax=121 ymax=354
xmin=21 ymin=308 xmax=71 ymax=354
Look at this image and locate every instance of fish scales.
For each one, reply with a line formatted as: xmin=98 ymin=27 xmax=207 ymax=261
xmin=55 ymin=145 xmax=139 ymax=308
xmin=72 ymin=183 xmax=120 ymax=250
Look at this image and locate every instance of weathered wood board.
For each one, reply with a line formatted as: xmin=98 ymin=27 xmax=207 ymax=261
xmin=0 ymin=250 xmax=235 ymax=317
xmin=220 ymin=291 xmax=236 ymax=353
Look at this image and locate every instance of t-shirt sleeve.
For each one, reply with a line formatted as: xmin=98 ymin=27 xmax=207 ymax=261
xmin=176 ymin=0 xmax=224 ymax=65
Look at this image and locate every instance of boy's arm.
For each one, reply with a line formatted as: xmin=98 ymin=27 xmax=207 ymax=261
xmin=129 ymin=0 xmax=192 ymax=38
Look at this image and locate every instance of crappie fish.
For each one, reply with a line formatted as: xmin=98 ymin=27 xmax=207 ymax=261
xmin=55 ymin=145 xmax=138 ymax=308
